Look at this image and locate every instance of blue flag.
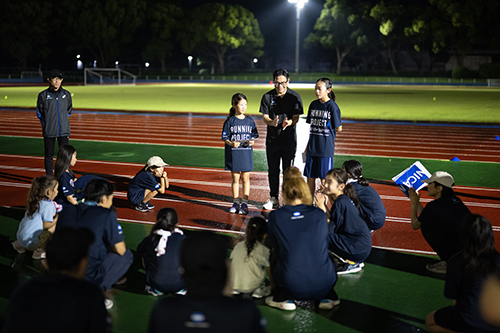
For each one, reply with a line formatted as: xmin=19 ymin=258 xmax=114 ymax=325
xmin=392 ymin=161 xmax=431 ymax=197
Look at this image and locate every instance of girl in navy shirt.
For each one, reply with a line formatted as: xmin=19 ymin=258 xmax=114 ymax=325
xmin=137 ymin=207 xmax=185 ymax=296
xmin=343 ymin=160 xmax=386 ymax=231
xmin=221 ymin=93 xmax=259 ymax=215
xmin=316 ymin=168 xmax=372 ymax=274
xmin=304 ymin=78 xmax=342 ymax=197
xmin=127 ymin=156 xmax=169 ymax=212
xmin=54 ymin=144 xmax=100 ymax=205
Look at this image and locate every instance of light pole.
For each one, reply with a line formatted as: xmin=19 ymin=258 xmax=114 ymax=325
xmin=288 ymin=0 xmax=308 ymax=74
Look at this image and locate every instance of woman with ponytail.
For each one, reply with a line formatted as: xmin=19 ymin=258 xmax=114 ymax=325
xmin=342 ymin=160 xmax=386 ymax=231
xmin=265 ymin=167 xmax=338 ymax=311
xmin=316 ymin=168 xmax=372 ymax=274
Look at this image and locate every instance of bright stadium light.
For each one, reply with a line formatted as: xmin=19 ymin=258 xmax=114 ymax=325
xmin=253 ymin=58 xmax=258 ymax=64
xmin=187 ymin=55 xmax=193 ymax=72
xmin=145 ymin=62 xmax=150 ymax=68
xmin=288 ymin=0 xmax=308 ymax=73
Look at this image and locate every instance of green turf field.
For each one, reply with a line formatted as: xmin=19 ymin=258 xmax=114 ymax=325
xmin=1 ymin=83 xmax=499 ymax=123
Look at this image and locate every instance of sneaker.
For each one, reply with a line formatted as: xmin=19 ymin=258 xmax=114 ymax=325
xmin=11 ymin=240 xmax=26 ymax=254
xmin=135 ymin=202 xmax=150 ymax=212
xmin=32 ymin=249 xmax=46 ymax=260
xmin=426 ymin=261 xmax=447 ymax=274
xmin=229 ymin=202 xmax=240 ymax=213
xmin=263 ymin=197 xmax=279 ymax=210
xmin=145 ymin=285 xmax=164 ymax=297
xmin=176 ymin=289 xmax=187 ymax=296
xmin=337 ymin=262 xmax=362 ymax=275
xmin=252 ymin=285 xmax=271 ymax=298
xmin=265 ymin=296 xmax=296 ymax=311
xmin=239 ymin=203 xmax=249 ymax=215
xmin=145 ymin=201 xmax=155 ymax=210
xmin=319 ymin=298 xmax=341 ymax=310
xmin=105 ymin=299 xmax=114 ymax=310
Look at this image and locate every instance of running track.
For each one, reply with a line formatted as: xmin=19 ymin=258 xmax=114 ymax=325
xmin=1 ymin=109 xmax=499 ymax=254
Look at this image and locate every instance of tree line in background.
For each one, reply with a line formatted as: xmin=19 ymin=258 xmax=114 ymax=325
xmin=307 ymin=0 xmax=500 ymax=75
xmin=1 ymin=0 xmax=499 ymax=76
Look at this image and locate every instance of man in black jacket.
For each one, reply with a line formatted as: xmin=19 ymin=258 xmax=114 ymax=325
xmin=37 ymin=69 xmax=73 ymax=175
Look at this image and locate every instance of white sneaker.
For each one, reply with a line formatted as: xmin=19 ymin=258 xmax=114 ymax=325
xmin=105 ymin=299 xmax=114 ymax=310
xmin=426 ymin=261 xmax=447 ymax=274
xmin=229 ymin=202 xmax=239 ymax=213
xmin=263 ymin=197 xmax=279 ymax=210
xmin=252 ymin=285 xmax=271 ymax=298
xmin=318 ymin=298 xmax=341 ymax=310
xmin=265 ymin=296 xmax=296 ymax=311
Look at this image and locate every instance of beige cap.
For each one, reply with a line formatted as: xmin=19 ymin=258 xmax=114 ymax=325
xmin=421 ymin=171 xmax=454 ymax=188
xmin=146 ymin=156 xmax=168 ymax=168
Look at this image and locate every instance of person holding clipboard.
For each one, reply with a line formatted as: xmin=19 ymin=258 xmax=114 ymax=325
xmin=222 ymin=93 xmax=259 ymax=215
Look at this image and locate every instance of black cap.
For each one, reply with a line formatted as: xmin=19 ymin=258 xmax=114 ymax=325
xmin=48 ymin=69 xmax=63 ymax=79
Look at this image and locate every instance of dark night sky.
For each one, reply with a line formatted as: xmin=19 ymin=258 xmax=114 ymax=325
xmin=186 ymin=0 xmax=325 ymax=69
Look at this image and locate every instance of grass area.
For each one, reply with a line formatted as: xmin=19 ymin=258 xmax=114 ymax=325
xmin=1 ymin=136 xmax=497 ymax=188
xmin=1 ymin=83 xmax=499 ymax=123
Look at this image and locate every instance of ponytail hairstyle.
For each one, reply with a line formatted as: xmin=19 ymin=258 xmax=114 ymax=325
xmin=26 ymin=175 xmax=58 ymax=217
xmin=244 ymin=217 xmax=267 ymax=259
xmin=229 ymin=93 xmax=247 ymax=118
xmin=151 ymin=207 xmax=179 ymax=243
xmin=326 ymin=168 xmax=360 ymax=208
xmin=282 ymin=177 xmax=312 ymax=206
xmin=316 ymin=77 xmax=335 ymax=101
xmin=54 ymin=144 xmax=76 ymax=181
xmin=460 ymin=214 xmax=498 ymax=277
xmin=342 ymin=160 xmax=369 ymax=186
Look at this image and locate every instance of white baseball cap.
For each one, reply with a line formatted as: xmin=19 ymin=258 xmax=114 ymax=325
xmin=146 ymin=156 xmax=168 ymax=168
xmin=421 ymin=171 xmax=454 ymax=188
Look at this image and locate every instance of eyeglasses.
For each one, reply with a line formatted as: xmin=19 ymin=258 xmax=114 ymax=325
xmin=274 ymin=80 xmax=288 ymax=87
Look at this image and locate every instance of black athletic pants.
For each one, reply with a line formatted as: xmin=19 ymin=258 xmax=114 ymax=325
xmin=44 ymin=136 xmax=69 ymax=175
xmin=266 ymin=141 xmax=296 ymax=198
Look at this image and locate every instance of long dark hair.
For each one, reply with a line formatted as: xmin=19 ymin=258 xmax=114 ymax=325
xmin=437 ymin=183 xmax=455 ymax=198
xmin=152 ymin=208 xmax=179 ymax=242
xmin=459 ymin=214 xmax=498 ymax=277
xmin=316 ymin=77 xmax=336 ymax=101
xmin=54 ymin=144 xmax=76 ymax=180
xmin=228 ymin=93 xmax=247 ymax=118
xmin=326 ymin=168 xmax=360 ymax=208
xmin=26 ymin=175 xmax=58 ymax=217
xmin=244 ymin=217 xmax=267 ymax=259
xmin=343 ymin=160 xmax=369 ymax=186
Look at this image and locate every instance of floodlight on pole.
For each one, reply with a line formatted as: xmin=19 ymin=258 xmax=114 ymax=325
xmin=288 ymin=0 xmax=308 ymax=73
xmin=187 ymin=56 xmax=193 ymax=72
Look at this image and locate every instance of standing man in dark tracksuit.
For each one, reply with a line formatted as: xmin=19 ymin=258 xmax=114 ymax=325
xmin=260 ymin=69 xmax=303 ymax=210
xmin=37 ymin=69 xmax=72 ymax=175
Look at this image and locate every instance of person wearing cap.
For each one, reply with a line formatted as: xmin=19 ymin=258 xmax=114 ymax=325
xmin=3 ymin=227 xmax=109 ymax=332
xmin=260 ymin=69 xmax=304 ymax=210
xmin=127 ymin=156 xmax=169 ymax=212
xmin=37 ymin=69 xmax=73 ymax=175
xmin=148 ymin=231 xmax=266 ymax=333
xmin=409 ymin=171 xmax=471 ymax=274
